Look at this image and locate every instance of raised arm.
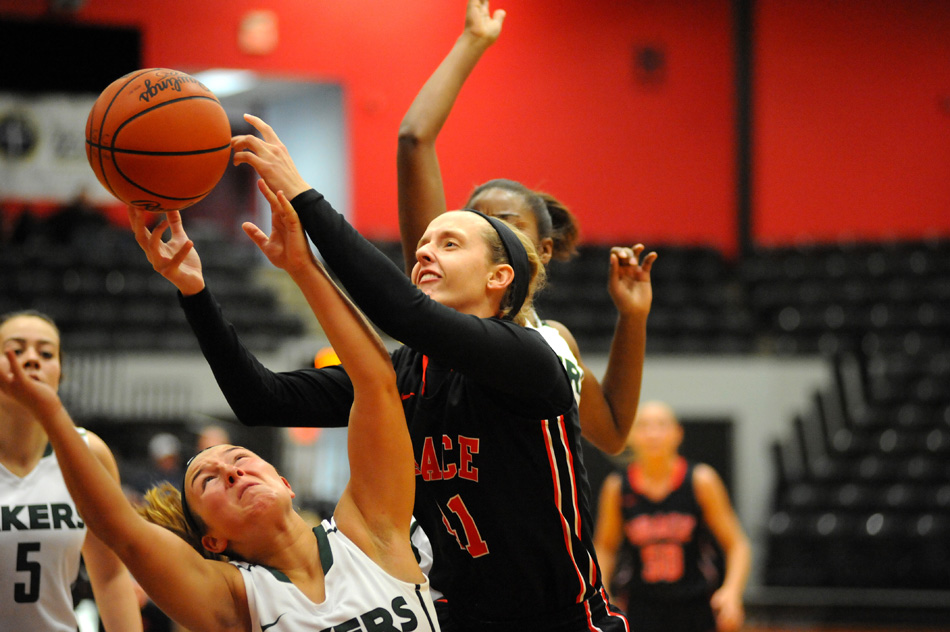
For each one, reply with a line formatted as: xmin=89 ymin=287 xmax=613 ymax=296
xmin=396 ymin=0 xmax=506 ymax=272
xmin=232 ymin=117 xmax=571 ymax=410
xmin=558 ymin=245 xmax=656 ymax=454
xmin=128 ymin=206 xmax=355 ymax=429
xmin=243 ymin=183 xmax=419 ymax=581
xmin=0 ymin=351 xmax=248 ymax=632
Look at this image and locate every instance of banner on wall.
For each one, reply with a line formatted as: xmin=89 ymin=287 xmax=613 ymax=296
xmin=0 ymin=93 xmax=115 ymax=205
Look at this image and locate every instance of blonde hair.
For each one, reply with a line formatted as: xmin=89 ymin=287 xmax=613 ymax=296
xmin=136 ymin=482 xmax=229 ymax=562
xmin=483 ymin=222 xmax=546 ymax=326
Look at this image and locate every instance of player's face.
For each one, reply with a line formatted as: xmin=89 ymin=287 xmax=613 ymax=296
xmin=411 ymin=211 xmax=501 ymax=317
xmin=185 ymin=444 xmax=293 ymax=536
xmin=629 ymin=403 xmax=683 ymax=460
xmin=0 ymin=316 xmax=62 ymax=394
xmin=468 ymin=188 xmax=553 ymax=265
xmin=468 ymin=188 xmax=540 ymax=243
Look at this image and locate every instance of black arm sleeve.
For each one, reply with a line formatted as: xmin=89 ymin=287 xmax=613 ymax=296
xmin=178 ymin=286 xmax=354 ymax=428
xmin=291 ymin=189 xmax=572 ymax=407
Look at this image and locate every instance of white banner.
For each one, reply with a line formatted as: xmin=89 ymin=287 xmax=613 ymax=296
xmin=0 ymin=92 xmax=117 ymax=204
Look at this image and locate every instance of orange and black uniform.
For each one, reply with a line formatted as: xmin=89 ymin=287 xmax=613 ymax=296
xmin=179 ymin=189 xmax=628 ymax=632
xmin=613 ymin=457 xmax=719 ymax=632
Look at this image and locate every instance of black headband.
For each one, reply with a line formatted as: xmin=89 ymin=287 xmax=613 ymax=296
xmin=180 ymin=447 xmax=214 ymax=539
xmin=463 ymin=209 xmax=530 ymax=321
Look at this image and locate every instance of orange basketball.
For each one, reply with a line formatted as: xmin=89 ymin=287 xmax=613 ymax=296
xmin=85 ymin=68 xmax=231 ymax=212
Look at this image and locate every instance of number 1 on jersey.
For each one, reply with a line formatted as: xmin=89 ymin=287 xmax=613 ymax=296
xmin=441 ymin=494 xmax=489 ymax=558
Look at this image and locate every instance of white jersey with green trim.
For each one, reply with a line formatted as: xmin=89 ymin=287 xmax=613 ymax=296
xmin=236 ymin=518 xmax=440 ymax=632
xmin=529 ymin=320 xmax=584 ymax=405
xmin=1 ymin=430 xmax=89 ymax=631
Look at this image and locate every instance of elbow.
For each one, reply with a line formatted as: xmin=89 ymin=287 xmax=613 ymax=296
xmin=353 ymin=361 xmax=398 ymax=393
xmin=601 ymin=435 xmax=627 ymax=456
xmin=582 ymin=429 xmax=626 ymax=456
xmin=397 ymin=129 xmax=421 ymax=156
xmin=397 ymin=122 xmax=433 ymax=155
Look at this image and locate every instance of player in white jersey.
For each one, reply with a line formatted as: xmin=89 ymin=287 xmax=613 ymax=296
xmin=1 ymin=432 xmax=88 ymax=630
xmin=0 ymin=311 xmax=142 ymax=631
xmin=238 ymin=518 xmax=437 ymax=631
xmin=529 ymin=319 xmax=584 ymax=406
xmin=1 ymin=187 xmax=439 ymax=632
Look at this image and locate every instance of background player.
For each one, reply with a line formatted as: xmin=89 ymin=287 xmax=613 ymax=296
xmin=594 ymin=400 xmax=751 ymax=632
xmin=0 ymin=310 xmax=142 ymax=631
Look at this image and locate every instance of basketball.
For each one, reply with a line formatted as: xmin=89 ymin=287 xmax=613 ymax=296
xmin=85 ymin=68 xmax=231 ymax=212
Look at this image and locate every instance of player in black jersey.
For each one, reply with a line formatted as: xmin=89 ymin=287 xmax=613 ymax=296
xmin=397 ymin=0 xmax=657 ymax=457
xmin=594 ymin=401 xmax=751 ymax=632
xmin=132 ymin=114 xmax=630 ymax=632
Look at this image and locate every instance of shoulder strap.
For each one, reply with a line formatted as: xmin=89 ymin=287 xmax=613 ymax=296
xmin=313 ymin=524 xmax=334 ymax=574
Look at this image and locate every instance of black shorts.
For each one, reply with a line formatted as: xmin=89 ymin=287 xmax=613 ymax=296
xmin=434 ymin=590 xmax=631 ymax=632
xmin=625 ymin=596 xmax=716 ymax=632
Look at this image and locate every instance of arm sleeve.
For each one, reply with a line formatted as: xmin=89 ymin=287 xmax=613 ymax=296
xmin=291 ymin=189 xmax=571 ymax=406
xmin=178 ymin=286 xmax=354 ymax=428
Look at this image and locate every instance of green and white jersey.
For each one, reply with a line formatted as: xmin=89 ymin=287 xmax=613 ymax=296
xmin=235 ymin=518 xmax=440 ymax=632
xmin=1 ymin=431 xmax=89 ymax=631
xmin=529 ymin=320 xmax=584 ymax=406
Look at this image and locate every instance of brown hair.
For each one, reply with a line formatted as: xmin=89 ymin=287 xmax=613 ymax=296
xmin=0 ymin=309 xmax=65 ymax=380
xmin=468 ymin=179 xmax=580 ymax=262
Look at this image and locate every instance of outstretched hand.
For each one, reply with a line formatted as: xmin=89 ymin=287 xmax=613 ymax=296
xmin=465 ymin=0 xmax=506 ymax=44
xmin=128 ymin=207 xmax=205 ymax=296
xmin=607 ymin=245 xmax=657 ymax=317
xmin=242 ymin=179 xmax=317 ymax=277
xmin=231 ymin=114 xmax=310 ymax=201
xmin=0 ymin=349 xmax=63 ymax=421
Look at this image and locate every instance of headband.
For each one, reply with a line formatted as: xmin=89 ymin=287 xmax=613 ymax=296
xmin=463 ymin=209 xmax=530 ymax=321
xmin=180 ymin=447 xmax=213 ymax=540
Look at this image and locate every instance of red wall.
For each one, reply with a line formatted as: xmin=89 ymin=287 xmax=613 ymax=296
xmin=754 ymin=0 xmax=950 ymax=245
xmin=1 ymin=0 xmax=737 ymax=251
xmin=4 ymin=1 xmax=948 ymax=251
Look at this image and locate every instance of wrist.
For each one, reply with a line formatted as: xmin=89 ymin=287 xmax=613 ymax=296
xmin=36 ymin=399 xmax=68 ymax=425
xmin=616 ymin=309 xmax=649 ymax=327
xmin=286 ymin=257 xmax=319 ymax=282
xmin=284 ymin=181 xmax=311 ymax=201
xmin=179 ymin=279 xmax=206 ymax=297
xmin=458 ymin=30 xmax=494 ymax=53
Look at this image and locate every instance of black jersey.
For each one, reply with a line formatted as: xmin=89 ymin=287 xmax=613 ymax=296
xmin=614 ymin=458 xmax=718 ymax=605
xmin=179 ymin=190 xmax=627 ymax=631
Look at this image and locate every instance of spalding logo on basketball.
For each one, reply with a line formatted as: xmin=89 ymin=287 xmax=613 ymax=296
xmin=85 ymin=68 xmax=231 ymax=212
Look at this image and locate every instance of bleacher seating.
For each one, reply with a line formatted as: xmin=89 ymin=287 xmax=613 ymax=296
xmin=525 ymin=238 xmax=950 ymax=592
xmin=5 ymin=207 xmax=950 ymax=594
xmin=535 ymin=243 xmax=754 ymax=354
xmin=1 ymin=220 xmax=305 ymax=352
xmin=760 ymin=241 xmax=950 ymax=590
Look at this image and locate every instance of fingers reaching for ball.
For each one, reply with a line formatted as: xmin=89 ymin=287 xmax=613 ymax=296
xmin=231 ymin=114 xmax=311 ymax=201
xmin=127 ymin=205 xmax=206 ymax=296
